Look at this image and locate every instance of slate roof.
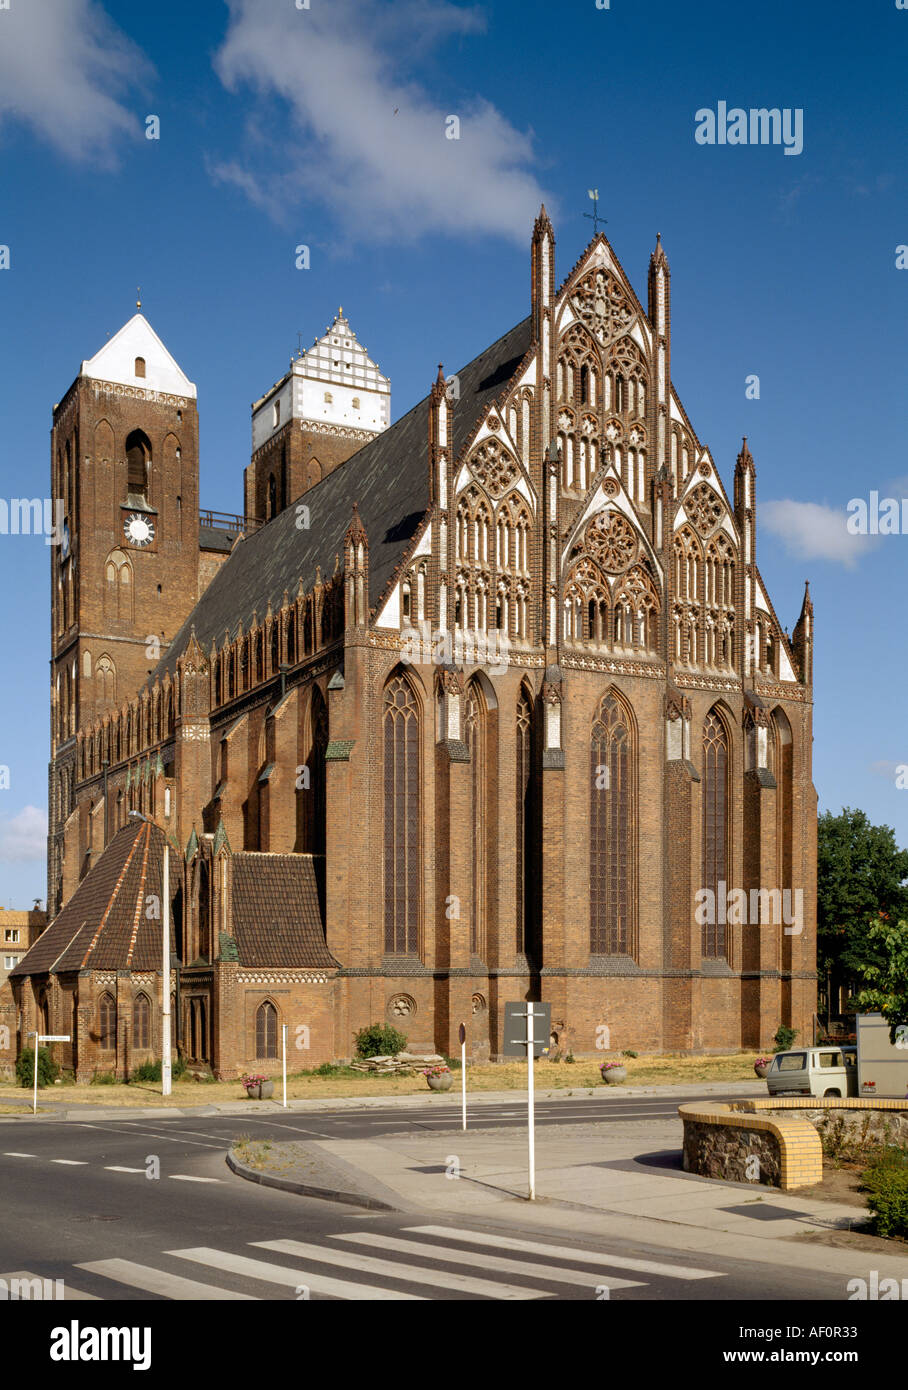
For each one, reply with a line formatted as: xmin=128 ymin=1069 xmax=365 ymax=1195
xmin=154 ymin=315 xmax=533 ymax=679
xmin=10 ymin=820 xmax=175 ymax=977
xmin=230 ymin=853 xmax=336 ymax=969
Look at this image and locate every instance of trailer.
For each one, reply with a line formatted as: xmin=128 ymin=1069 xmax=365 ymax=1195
xmin=856 ymin=1013 xmax=908 ymax=1100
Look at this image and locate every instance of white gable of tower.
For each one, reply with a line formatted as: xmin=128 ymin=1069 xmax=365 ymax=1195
xmin=81 ymin=314 xmax=197 ymax=399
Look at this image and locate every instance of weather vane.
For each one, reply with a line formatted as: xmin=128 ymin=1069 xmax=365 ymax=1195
xmin=584 ymin=189 xmax=607 ymax=236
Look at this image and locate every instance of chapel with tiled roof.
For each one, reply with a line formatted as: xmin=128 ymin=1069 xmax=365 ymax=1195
xmin=0 ymin=212 xmax=817 ymax=1080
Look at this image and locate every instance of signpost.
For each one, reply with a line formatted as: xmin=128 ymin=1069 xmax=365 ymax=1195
xmin=459 ymin=1022 xmax=467 ymax=1130
xmin=29 ymin=1033 xmax=70 ymax=1115
xmin=502 ymin=1001 xmax=551 ymax=1201
xmin=162 ymin=840 xmax=172 ymax=1097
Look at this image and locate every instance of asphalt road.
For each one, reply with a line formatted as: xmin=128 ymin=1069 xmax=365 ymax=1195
xmin=0 ymin=1094 xmax=867 ymax=1302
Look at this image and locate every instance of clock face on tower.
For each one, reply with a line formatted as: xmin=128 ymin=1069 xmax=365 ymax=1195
xmin=124 ymin=512 xmax=155 ymax=548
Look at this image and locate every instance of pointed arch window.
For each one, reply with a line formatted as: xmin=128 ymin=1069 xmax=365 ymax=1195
xmin=255 ymin=1000 xmax=279 ymax=1059
xmin=125 ymin=429 xmax=151 ymax=500
xmin=516 ymin=689 xmax=539 ymax=959
xmin=383 ymin=676 xmax=420 ymax=955
xmin=301 ymin=686 xmax=328 ymax=854
xmin=590 ymin=694 xmax=635 ymax=955
xmin=702 ymin=709 xmax=730 ymax=959
xmin=465 ymin=684 xmax=486 ymax=959
xmin=133 ymin=993 xmax=151 ymax=1050
xmin=99 ymin=992 xmax=117 ymax=1051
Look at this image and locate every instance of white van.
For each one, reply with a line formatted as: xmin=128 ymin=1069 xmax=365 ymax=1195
xmin=765 ymin=1046 xmax=857 ymax=1098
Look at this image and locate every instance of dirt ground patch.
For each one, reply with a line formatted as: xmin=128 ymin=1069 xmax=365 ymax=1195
xmin=796 ymin=1162 xmax=867 ymax=1209
xmin=0 ymin=1051 xmax=759 ymax=1107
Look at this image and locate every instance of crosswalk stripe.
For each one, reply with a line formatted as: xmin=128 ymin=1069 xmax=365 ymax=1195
xmin=168 ymin=1247 xmax=425 ymax=1300
xmin=327 ymin=1232 xmax=644 ymax=1291
xmin=0 ymin=1270 xmax=99 ymax=1301
xmin=255 ymin=1238 xmax=552 ymax=1300
xmin=168 ymin=1175 xmax=221 ymax=1183
xmin=105 ymin=1166 xmax=146 ymax=1173
xmin=407 ymin=1227 xmax=724 ymax=1281
xmin=51 ymin=1159 xmax=88 ymax=1166
xmin=76 ymin=1259 xmax=258 ymax=1301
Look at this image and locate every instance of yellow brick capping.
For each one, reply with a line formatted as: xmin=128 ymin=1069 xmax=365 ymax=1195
xmin=678 ymin=1101 xmax=823 ymax=1190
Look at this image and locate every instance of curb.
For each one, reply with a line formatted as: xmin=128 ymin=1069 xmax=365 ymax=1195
xmin=0 ymin=1080 xmax=765 ymax=1123
xmin=225 ymin=1149 xmax=398 ymax=1212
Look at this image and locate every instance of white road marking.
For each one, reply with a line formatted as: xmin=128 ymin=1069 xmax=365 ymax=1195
xmin=169 ymin=1247 xmax=425 ymax=1300
xmin=168 ymin=1174 xmax=221 ymax=1183
xmin=51 ymin=1159 xmax=88 ymax=1165
xmin=77 ymin=1258 xmax=258 ymax=1301
xmin=1 ymin=1270 xmax=99 ymax=1300
xmin=104 ymin=1165 xmax=146 ymax=1173
xmin=408 ymin=1227 xmax=724 ymax=1280
xmin=328 ymin=1232 xmax=644 ymax=1291
xmin=2 ymin=1152 xmax=36 ymax=1158
xmin=255 ymin=1238 xmax=552 ymax=1300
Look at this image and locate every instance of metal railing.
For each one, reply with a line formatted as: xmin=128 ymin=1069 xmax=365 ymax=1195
xmin=198 ymin=509 xmax=263 ymax=534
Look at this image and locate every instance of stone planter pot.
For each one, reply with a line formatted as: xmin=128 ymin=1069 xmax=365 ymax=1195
xmin=426 ymin=1072 xmax=453 ymax=1091
xmin=244 ymin=1081 xmax=275 ymax=1099
xmin=601 ymin=1066 xmax=627 ymax=1085
xmin=754 ymin=1064 xmax=769 ymax=1079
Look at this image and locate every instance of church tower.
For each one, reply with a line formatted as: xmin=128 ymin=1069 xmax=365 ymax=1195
xmin=47 ymin=311 xmax=200 ymax=916
xmin=244 ymin=308 xmax=390 ymax=524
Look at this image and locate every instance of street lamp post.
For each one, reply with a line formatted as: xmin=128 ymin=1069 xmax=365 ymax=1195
xmin=129 ymin=812 xmax=172 ymax=1097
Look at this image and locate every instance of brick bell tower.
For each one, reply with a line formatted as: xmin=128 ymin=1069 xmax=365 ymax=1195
xmin=47 ymin=307 xmax=201 ymax=917
xmin=244 ymin=308 xmax=390 ymax=524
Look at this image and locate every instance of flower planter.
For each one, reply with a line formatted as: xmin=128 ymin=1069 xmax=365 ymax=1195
xmin=426 ymin=1072 xmax=453 ymax=1091
xmin=754 ymin=1065 xmax=769 ymax=1079
xmin=244 ymin=1080 xmax=275 ymax=1100
xmin=601 ymin=1065 xmax=627 ymax=1085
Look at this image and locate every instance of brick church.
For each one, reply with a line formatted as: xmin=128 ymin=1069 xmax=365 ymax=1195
xmin=2 ymin=212 xmax=817 ymax=1081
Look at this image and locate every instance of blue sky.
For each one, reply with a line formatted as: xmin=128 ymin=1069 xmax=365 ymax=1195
xmin=0 ymin=0 xmax=906 ymax=906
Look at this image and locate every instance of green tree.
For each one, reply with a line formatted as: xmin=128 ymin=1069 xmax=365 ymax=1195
xmin=817 ymin=809 xmax=908 ymax=983
xmin=853 ymin=914 xmax=908 ymax=1042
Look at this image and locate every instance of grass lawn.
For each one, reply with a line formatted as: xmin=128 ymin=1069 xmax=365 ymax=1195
xmin=0 ymin=1051 xmax=760 ymax=1108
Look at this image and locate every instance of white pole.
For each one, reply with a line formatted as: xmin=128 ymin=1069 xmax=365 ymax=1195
xmin=461 ymin=1035 xmax=467 ymax=1131
xmin=527 ymin=1004 xmax=536 ymax=1201
xmin=282 ymin=1024 xmax=288 ymax=1108
xmin=32 ymin=1031 xmax=38 ymax=1116
xmin=162 ymin=841 xmax=172 ymax=1097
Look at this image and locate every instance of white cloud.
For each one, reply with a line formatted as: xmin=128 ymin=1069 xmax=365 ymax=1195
xmin=0 ymin=806 xmax=47 ymax=863
xmin=0 ymin=0 xmax=151 ymax=165
xmin=212 ymin=0 xmax=551 ymax=243
xmin=761 ymin=499 xmax=878 ymax=568
xmin=870 ymin=760 xmax=901 ymax=782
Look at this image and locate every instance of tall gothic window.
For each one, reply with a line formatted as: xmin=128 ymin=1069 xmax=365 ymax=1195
xmin=99 ymin=992 xmax=117 ymax=1051
xmin=383 ymin=675 xmax=420 ymax=954
xmin=125 ymin=429 xmax=151 ymax=500
xmin=133 ymin=993 xmax=150 ymax=1050
xmin=255 ymin=1000 xmax=278 ymax=1059
xmin=516 ymin=688 xmax=539 ymax=960
xmin=590 ymin=693 xmax=634 ymax=955
xmin=465 ymin=684 xmax=486 ymax=959
xmin=299 ymin=686 xmax=328 ymax=854
xmin=773 ymin=708 xmax=793 ymax=967
xmin=702 ymin=708 xmax=730 ymax=958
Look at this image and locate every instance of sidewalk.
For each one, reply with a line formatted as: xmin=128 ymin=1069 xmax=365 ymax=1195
xmin=0 ymin=1079 xmax=762 ymax=1122
xmin=230 ymin=1108 xmax=908 ymax=1286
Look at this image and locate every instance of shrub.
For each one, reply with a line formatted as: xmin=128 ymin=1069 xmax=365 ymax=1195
xmin=91 ymin=1071 xmax=117 ymax=1085
xmin=130 ymin=1057 xmax=188 ymax=1083
xmin=862 ymin=1149 xmax=908 ymax=1237
xmin=623 ymin=1049 xmax=638 ymax=1059
xmin=772 ymin=1024 xmax=798 ymax=1053
xmin=15 ymin=1047 xmax=60 ymax=1089
xmin=354 ymin=1023 xmax=407 ymax=1059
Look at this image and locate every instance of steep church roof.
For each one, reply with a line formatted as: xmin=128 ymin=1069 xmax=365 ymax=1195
xmin=155 ymin=314 xmax=532 ymax=677
xmin=231 ymin=853 xmax=337 ymax=969
xmin=9 ymin=820 xmax=174 ymax=977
